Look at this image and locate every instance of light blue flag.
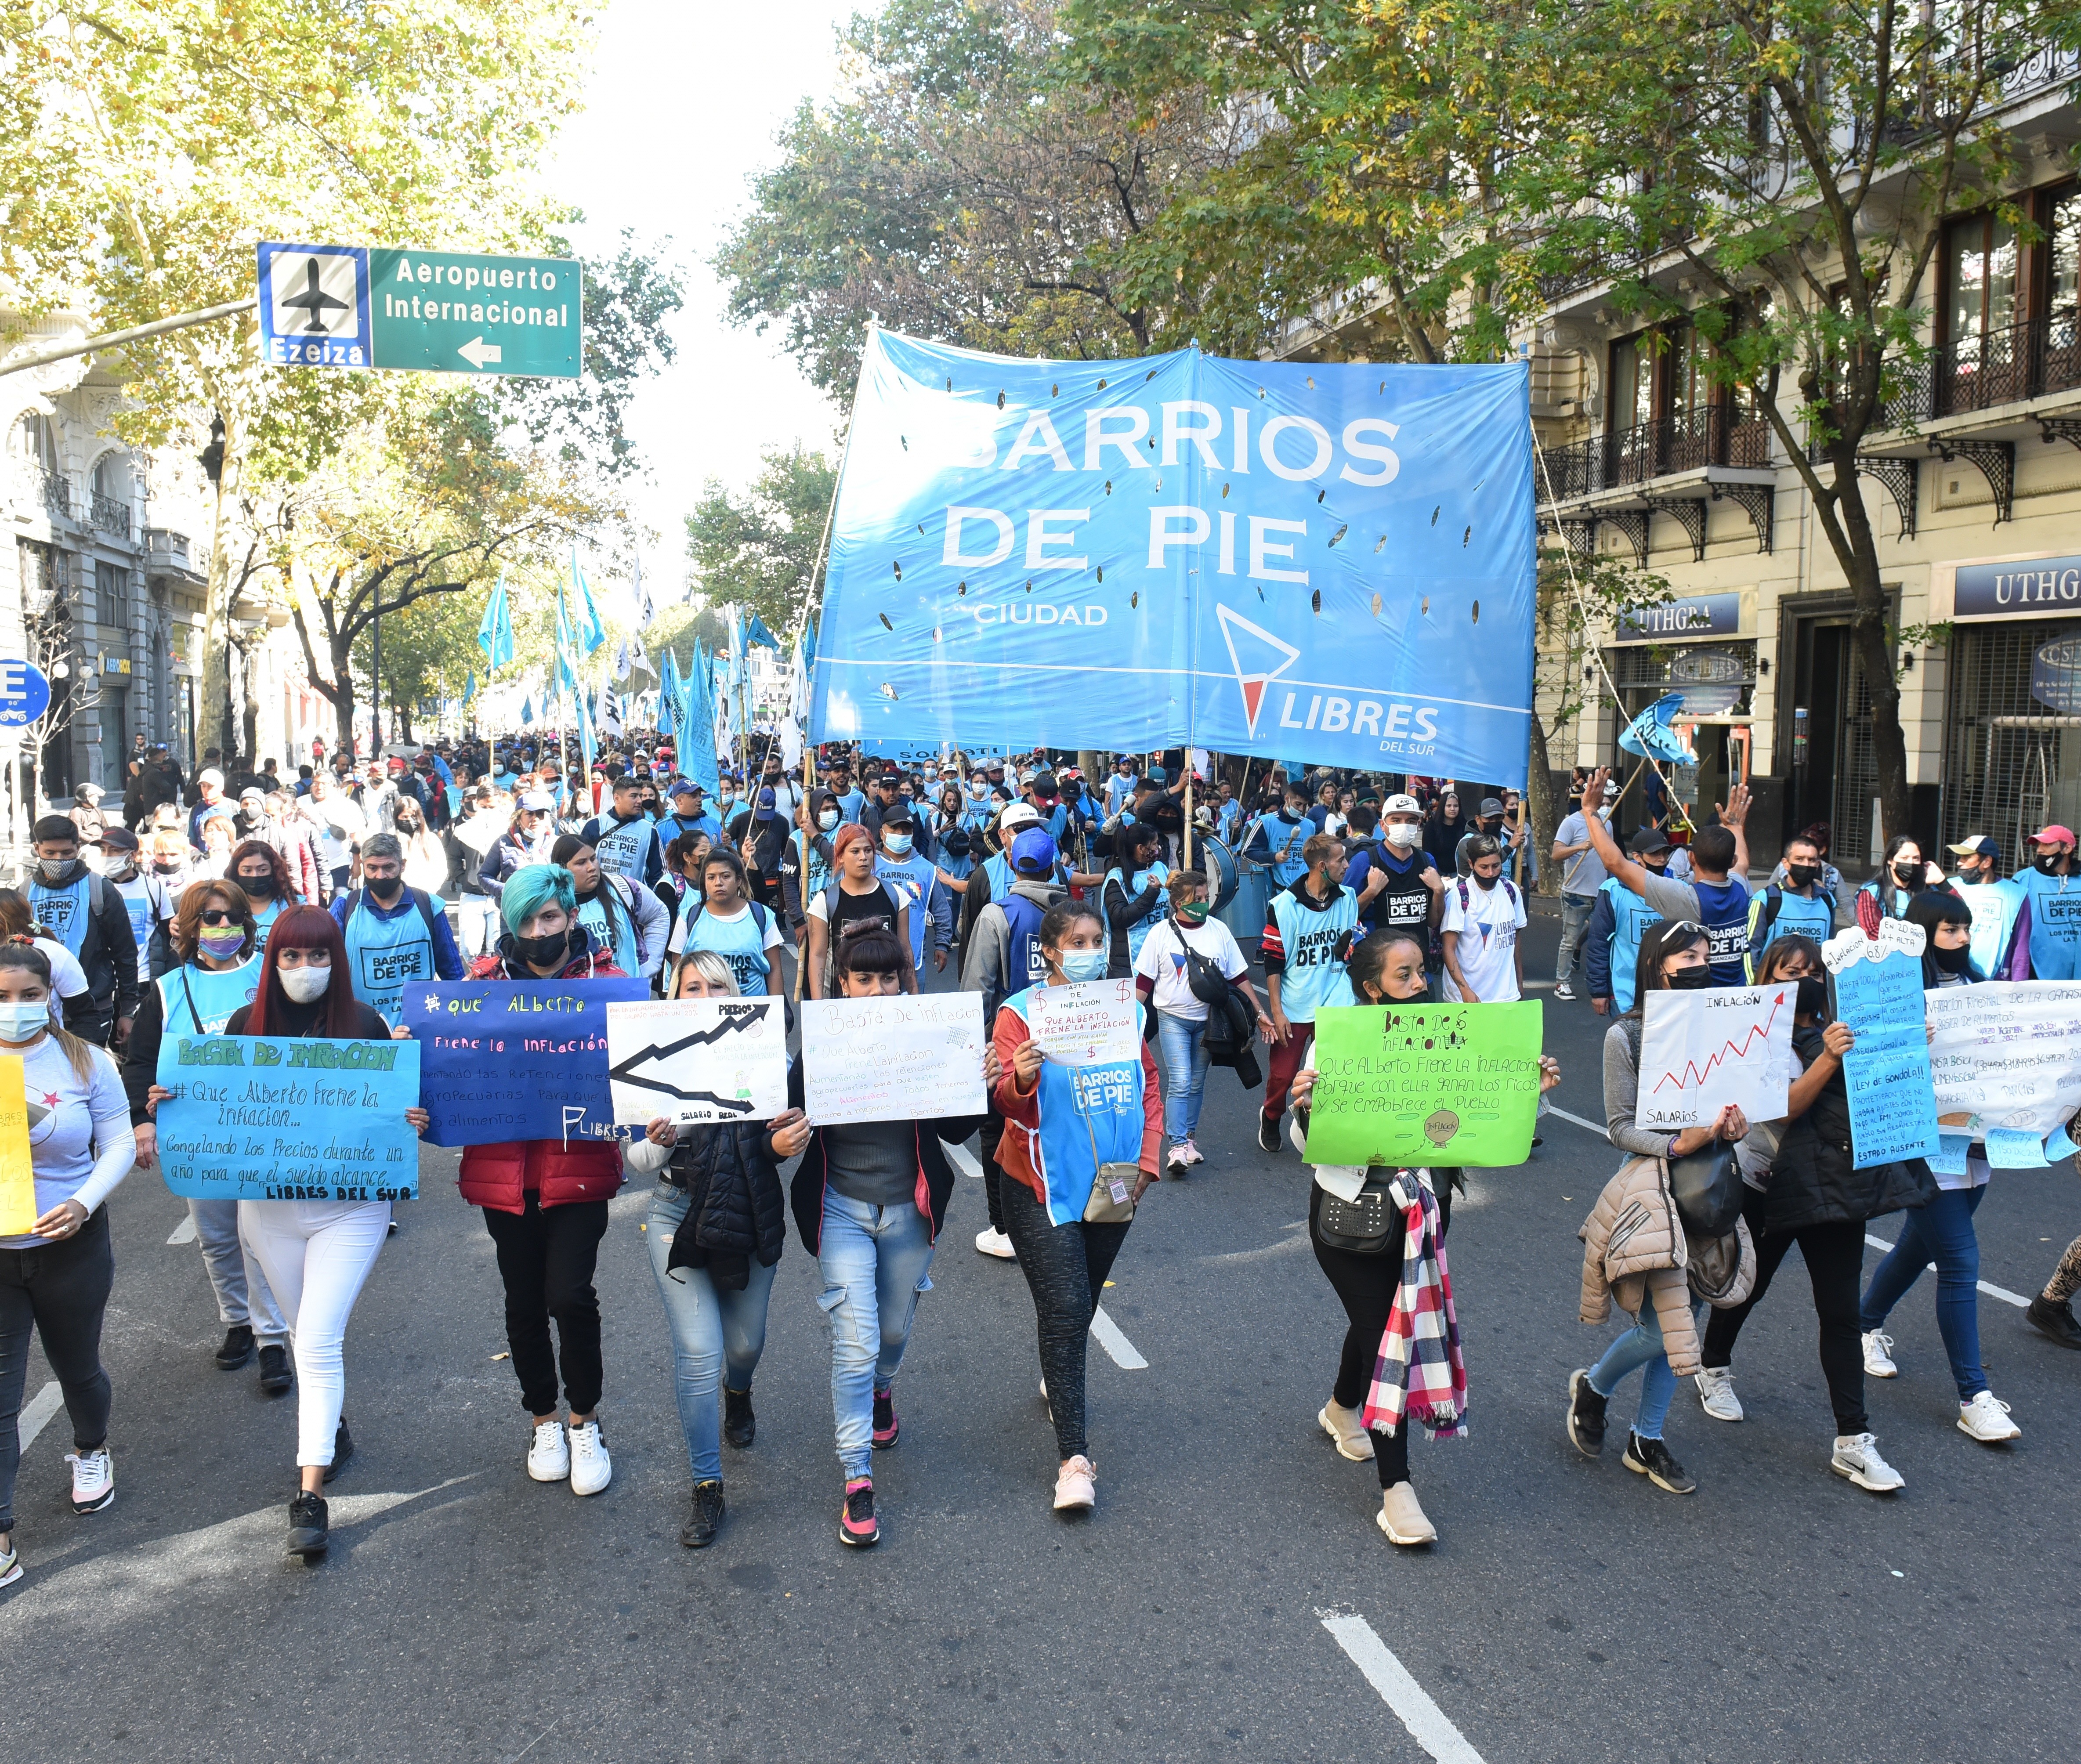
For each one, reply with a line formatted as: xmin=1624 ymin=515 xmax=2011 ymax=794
xmin=809 ymin=330 xmax=1537 ymax=783
xmin=462 ymin=670 xmax=477 ymax=706
xmin=658 ymin=647 xmax=683 ymax=741
xmin=477 ymin=575 xmax=516 ymax=675
xmin=743 ymin=612 xmax=781 ymax=650
xmin=521 ymin=693 xmax=536 ymax=727
xmin=679 ymin=644 xmax=720 ymax=797
xmin=571 ymin=546 xmax=607 ymax=655
xmin=1618 ymin=692 xmax=1694 ymax=765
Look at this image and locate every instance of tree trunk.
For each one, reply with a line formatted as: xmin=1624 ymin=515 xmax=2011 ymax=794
xmin=1829 ymin=460 xmax=1914 ymax=844
xmin=198 ymin=320 xmax=258 ymax=772
xmin=1527 ymin=715 xmax=1560 ymax=898
xmin=394 ymin=699 xmax=414 ymax=744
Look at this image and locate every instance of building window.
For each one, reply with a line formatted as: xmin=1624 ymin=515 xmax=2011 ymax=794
xmin=94 ymin=559 xmax=123 ymax=630
xmin=1946 ymin=211 xmax=2019 ymax=345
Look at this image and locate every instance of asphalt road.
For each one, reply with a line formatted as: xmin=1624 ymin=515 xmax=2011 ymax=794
xmin=6 ymin=914 xmax=2081 ymax=1763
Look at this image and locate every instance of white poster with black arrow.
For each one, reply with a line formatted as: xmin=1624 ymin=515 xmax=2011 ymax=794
xmin=605 ymin=997 xmax=789 ymax=1126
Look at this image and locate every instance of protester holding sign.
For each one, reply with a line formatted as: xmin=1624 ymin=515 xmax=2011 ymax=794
xmin=121 ymin=878 xmax=286 ymax=1390
xmin=0 ymin=940 xmax=136 ymax=1590
xmin=1854 ymin=892 xmax=2022 ymax=1444
xmin=624 ymin=951 xmax=811 ymax=1550
xmin=458 ymin=864 xmax=630 ymax=1503
xmin=789 ymin=925 xmax=995 ymax=1548
xmin=1940 ymin=835 xmax=2025 ymax=980
xmin=992 ymin=900 xmax=1162 ymax=1518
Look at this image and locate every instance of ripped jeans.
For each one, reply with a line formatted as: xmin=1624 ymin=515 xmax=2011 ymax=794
xmin=815 ymin=1188 xmax=936 ymax=1479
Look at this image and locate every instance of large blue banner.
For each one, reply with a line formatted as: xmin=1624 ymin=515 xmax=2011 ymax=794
xmin=811 ymin=332 xmax=1535 ymax=784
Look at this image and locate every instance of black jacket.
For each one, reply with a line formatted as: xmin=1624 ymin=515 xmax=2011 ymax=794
xmin=1767 ymin=1025 xmax=1934 ymax=1233
xmin=662 ymin=1119 xmax=788 ymax=1290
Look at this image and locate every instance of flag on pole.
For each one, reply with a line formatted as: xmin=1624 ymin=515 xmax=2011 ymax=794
xmin=743 ymin=612 xmax=781 ymax=650
xmin=658 ymin=647 xmax=683 ymax=741
xmin=613 ymin=639 xmax=631 ymax=684
xmin=633 ymin=552 xmax=655 ymax=630
xmin=520 ymin=692 xmax=536 ymax=727
xmin=568 ymin=546 xmax=608 ymax=655
xmin=680 ymin=643 xmax=720 ymax=796
xmin=629 ymin=633 xmax=652 ymax=680
xmin=477 ymin=574 xmax=516 ymax=674
xmin=596 ymin=678 xmax=622 ymax=740
xmin=462 ymin=669 xmax=477 ymax=706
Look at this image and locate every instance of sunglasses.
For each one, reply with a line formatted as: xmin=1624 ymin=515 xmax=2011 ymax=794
xmin=1663 ymin=920 xmax=1707 ymax=941
xmin=200 ymin=908 xmax=240 ymax=927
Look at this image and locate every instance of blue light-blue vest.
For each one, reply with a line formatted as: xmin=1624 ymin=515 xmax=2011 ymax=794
xmin=1951 ymin=876 xmax=2024 ymax=979
xmin=1259 ymin=814 xmax=1313 ymax=889
xmin=1600 ymin=876 xmax=1664 ymax=1013
xmin=1267 ymin=883 xmax=1359 ymax=1021
xmin=2018 ymin=865 xmax=2081 ymax=979
xmin=28 ymin=872 xmax=94 ymax=957
xmin=1744 ymin=884 xmax=1837 ymax=979
xmin=874 ymin=851 xmax=939 ymax=968
xmin=999 ymin=982 xmax=1146 ymax=1225
xmin=342 ymin=891 xmax=438 ymax=1019
xmin=1106 ymin=861 xmax=1170 ymax=967
xmin=157 ymin=955 xmax=263 ymax=1036
xmin=575 ymin=876 xmax=642 ymax=978
xmin=687 ymin=901 xmax=773 ymax=995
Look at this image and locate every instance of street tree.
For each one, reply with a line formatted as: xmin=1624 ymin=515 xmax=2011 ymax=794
xmin=684 ymin=445 xmax=839 ymax=634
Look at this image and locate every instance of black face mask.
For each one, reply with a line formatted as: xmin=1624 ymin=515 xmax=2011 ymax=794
xmin=366 ymin=875 xmax=404 ymax=904
xmin=1665 ymin=966 xmax=1713 ymax=990
xmin=1795 ymin=976 xmax=1828 ymax=1017
xmin=2038 ymin=852 xmax=2065 ymax=875
xmin=1891 ymin=863 xmax=1920 ymax=888
xmin=515 ymin=928 xmax=573 ymax=969
xmin=1788 ymin=863 xmax=1821 ymax=888
xmin=240 ymin=873 xmax=275 ymax=900
xmin=1932 ymin=940 xmax=1972 ymax=973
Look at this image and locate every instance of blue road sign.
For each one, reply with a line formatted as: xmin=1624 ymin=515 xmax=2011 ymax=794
xmin=0 ymin=658 xmax=53 ymax=727
xmin=257 ymin=242 xmax=374 ymax=369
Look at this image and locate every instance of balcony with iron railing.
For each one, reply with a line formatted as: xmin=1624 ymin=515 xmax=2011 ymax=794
xmin=1871 ymin=311 xmax=2081 ymax=429
xmin=1538 ymin=403 xmax=1773 ymax=502
xmin=10 ymin=466 xmax=69 ymax=521
xmin=89 ymin=492 xmax=131 ymax=539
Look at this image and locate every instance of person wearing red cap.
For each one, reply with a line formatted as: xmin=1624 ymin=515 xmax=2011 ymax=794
xmin=2012 ymin=823 xmax=2081 ymax=979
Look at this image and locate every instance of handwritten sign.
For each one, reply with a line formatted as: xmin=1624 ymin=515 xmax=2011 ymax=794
xmin=1025 ymin=979 xmax=1139 ymax=1066
xmin=1831 ymin=943 xmax=1940 ymax=1167
xmin=801 ymin=992 xmax=987 ymax=1125
xmin=402 ymin=976 xmax=650 ymax=1146
xmin=606 ymin=997 xmax=789 ymax=1125
xmin=155 ymin=1034 xmax=423 ymax=1201
xmin=1636 ymin=985 xmax=1795 ymax=1130
xmin=1306 ymin=1001 xmax=1545 ymax=1168
xmin=0 ymin=1055 xmax=33 ymax=1234
xmin=1926 ymin=980 xmax=2081 ymax=1147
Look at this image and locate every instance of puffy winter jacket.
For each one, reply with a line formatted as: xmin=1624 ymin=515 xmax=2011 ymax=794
xmin=664 ymin=1120 xmax=788 ymax=1289
xmin=1578 ymin=1155 xmax=1703 ymax=1377
xmin=1766 ymin=1025 xmax=1935 ymax=1235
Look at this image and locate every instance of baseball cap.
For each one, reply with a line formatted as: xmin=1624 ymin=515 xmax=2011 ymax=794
xmin=518 ymin=790 xmax=556 ymax=813
xmin=1010 ymin=828 xmax=1058 ymax=874
xmin=668 ymin=778 xmax=700 ymax=799
xmin=1383 ymin=793 xmax=1421 ymax=816
xmin=197 ymin=768 xmax=224 ymax=789
xmin=753 ymin=786 xmax=778 ymax=821
xmin=1947 ymin=835 xmax=1997 ymax=859
xmin=1629 ymin=825 xmax=1672 ymax=855
xmin=1147 ymin=764 xmax=1168 ymax=786
xmin=1479 ymin=796 xmax=1506 ymax=817
xmin=999 ymin=801 xmax=1042 ymax=835
xmin=2030 ymin=824 xmax=2076 ymax=847
xmin=96 ymin=827 xmax=139 ymax=853
xmin=881 ymin=803 xmax=914 ymax=829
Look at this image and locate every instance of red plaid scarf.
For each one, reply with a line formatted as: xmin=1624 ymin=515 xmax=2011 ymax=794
xmin=1361 ymin=1174 xmax=1469 ymax=1439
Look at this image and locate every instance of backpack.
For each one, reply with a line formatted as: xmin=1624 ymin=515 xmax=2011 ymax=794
xmin=1453 ymin=874 xmax=1519 ymax=915
xmin=345 ymin=884 xmax=441 ymax=943
xmin=988 ymin=891 xmax=1050 ymax=1019
xmin=1752 ymin=882 xmax=1837 ymax=943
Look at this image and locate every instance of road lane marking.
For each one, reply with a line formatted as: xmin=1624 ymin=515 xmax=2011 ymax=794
xmin=166 ymin=1214 xmax=196 ymax=1245
xmin=1864 ymin=1234 xmax=2027 ymax=1308
xmin=1318 ymin=1611 xmax=1486 ymax=1763
xmin=946 ymin=1139 xmax=983 ymax=1179
xmin=18 ymin=1381 xmax=62 ymax=1450
xmin=1089 ymin=1305 xmax=1147 ymax=1369
xmin=1541 ymin=1102 xmax=1609 ymax=1140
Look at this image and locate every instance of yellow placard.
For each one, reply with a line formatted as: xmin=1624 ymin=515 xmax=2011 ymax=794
xmin=0 ymin=1054 xmax=35 ymax=1235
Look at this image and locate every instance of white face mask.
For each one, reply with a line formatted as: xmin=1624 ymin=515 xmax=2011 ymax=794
xmin=279 ymin=965 xmax=331 ymax=1004
xmin=1386 ymin=823 xmax=1421 ymax=849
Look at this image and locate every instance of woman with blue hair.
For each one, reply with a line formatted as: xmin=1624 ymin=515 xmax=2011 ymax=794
xmin=454 ymin=862 xmax=631 ymax=1500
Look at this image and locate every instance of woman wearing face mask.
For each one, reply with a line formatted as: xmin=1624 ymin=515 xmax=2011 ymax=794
xmin=1423 ymin=791 xmax=1468 ymax=871
xmin=685 ymin=848 xmax=786 ymax=997
xmin=781 ymin=792 xmax=842 ymax=957
xmin=393 ymin=798 xmax=452 ymax=898
xmin=1133 ymin=871 xmax=1271 ymax=1173
xmin=547 ymin=834 xmax=665 ymax=983
xmin=805 ymin=825 xmax=914 ymax=1000
xmin=623 ymin=951 xmax=811 ymax=1548
xmin=992 ymin=900 xmax=1162 ymax=1516
xmin=122 ymin=879 xmax=288 ymax=1391
xmin=1567 ymin=922 xmax=1749 ymax=1497
xmin=1291 ymin=932 xmax=1558 ymax=1544
xmin=792 ymin=923 xmax=996 ymax=1547
xmin=228 ymin=839 xmax=298 ymax=942
xmin=0 ymin=941 xmax=137 ymax=1588
xmin=1677 ymin=933 xmax=1919 ymax=1493
xmin=456 ymin=864 xmax=629 ymax=1500
xmin=1857 ymin=835 xmax=1942 ymax=922
xmin=194 ymin=813 xmax=236 ymax=881
xmin=148 ymin=828 xmax=194 ymax=897
xmin=1102 ymin=824 xmax=1170 ymax=981
xmin=1852 ymin=891 xmax=2022 ymax=1446
xmin=656 ymin=829 xmax=715 ymax=958
xmin=0 ymin=891 xmax=92 ymax=1030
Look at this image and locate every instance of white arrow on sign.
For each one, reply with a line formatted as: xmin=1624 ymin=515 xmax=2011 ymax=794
xmin=457 ymin=336 xmax=503 ymax=370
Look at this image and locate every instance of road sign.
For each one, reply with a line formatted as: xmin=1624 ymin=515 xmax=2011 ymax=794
xmin=256 ymin=243 xmax=582 ymax=380
xmin=0 ymin=658 xmax=53 ymax=728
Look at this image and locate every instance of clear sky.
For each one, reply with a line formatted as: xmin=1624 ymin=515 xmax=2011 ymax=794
xmin=552 ymin=0 xmax=860 ymax=612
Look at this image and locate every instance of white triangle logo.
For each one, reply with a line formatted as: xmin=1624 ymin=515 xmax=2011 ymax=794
xmin=1216 ymin=605 xmax=1301 ymax=739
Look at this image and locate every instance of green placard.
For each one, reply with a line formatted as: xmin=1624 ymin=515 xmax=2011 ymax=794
xmin=1306 ymin=1001 xmax=1545 ymax=1168
xmin=369 ymin=247 xmax=581 ymax=379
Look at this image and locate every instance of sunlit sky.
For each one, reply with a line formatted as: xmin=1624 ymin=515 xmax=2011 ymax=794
xmin=552 ymin=0 xmax=863 ymax=613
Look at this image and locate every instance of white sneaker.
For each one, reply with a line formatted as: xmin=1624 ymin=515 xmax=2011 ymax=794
xmin=0 ymin=1540 xmax=18 ymax=1587
xmin=1958 ymin=1391 xmax=2021 ymax=1443
xmin=1180 ymin=1139 xmax=1205 ymax=1167
xmin=526 ymin=1419 xmax=569 ymax=1482
xmin=1053 ymin=1454 xmax=1096 ymax=1511
xmin=1165 ymin=1144 xmax=1190 ymax=1175
xmin=64 ymin=1448 xmax=113 ymax=1514
xmin=1695 ymin=1366 xmax=1744 ymax=1423
xmin=1555 ymin=981 xmax=1576 ymax=1001
xmin=974 ymin=1226 xmax=1017 ymax=1260
xmin=1831 ymin=1432 xmax=1905 ymax=1493
xmin=568 ymin=1419 xmax=612 ymax=1495
xmin=1861 ymin=1330 xmax=1898 ymax=1378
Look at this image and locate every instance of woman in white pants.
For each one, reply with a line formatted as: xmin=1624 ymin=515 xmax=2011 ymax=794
xmin=146 ymin=904 xmax=427 ymax=1560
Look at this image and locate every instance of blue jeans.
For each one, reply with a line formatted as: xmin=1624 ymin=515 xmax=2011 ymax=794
xmin=1156 ymin=1011 xmax=1212 ymax=1147
xmin=1588 ymin=1296 xmax=1705 ymax=1440
xmin=1860 ymin=1185 xmax=1988 ymax=1401
xmin=645 ymin=1186 xmax=777 ymax=1484
xmin=816 ymin=1188 xmax=935 ymax=1478
xmin=457 ymin=894 xmax=500 ymax=963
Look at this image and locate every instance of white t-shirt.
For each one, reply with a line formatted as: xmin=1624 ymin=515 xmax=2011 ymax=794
xmin=36 ymin=937 xmax=90 ymax=1019
xmin=1440 ymin=875 xmax=1527 ymax=1002
xmin=1134 ymin=916 xmax=1248 ymax=1022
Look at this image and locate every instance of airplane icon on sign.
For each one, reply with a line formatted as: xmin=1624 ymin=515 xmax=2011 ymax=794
xmin=280 ymin=258 xmax=351 ymax=333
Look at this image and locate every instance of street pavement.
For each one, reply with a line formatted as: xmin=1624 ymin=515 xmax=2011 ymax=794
xmin=6 ymin=914 xmax=2081 ymax=1762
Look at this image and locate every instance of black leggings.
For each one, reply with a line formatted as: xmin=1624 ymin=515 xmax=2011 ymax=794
xmin=1700 ymin=1186 xmax=1867 ymax=1435
xmin=1310 ymin=1182 xmax=1450 ymax=1489
xmin=1000 ymin=1172 xmax=1129 ymax=1460
xmin=481 ymin=1194 xmax=610 ymax=1417
xmin=0 ymin=1204 xmax=114 ymax=1532
xmin=979 ymin=1109 xmax=1007 ymax=1235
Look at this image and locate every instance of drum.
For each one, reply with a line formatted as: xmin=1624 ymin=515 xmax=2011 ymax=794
xmin=1200 ymin=832 xmax=1241 ymax=911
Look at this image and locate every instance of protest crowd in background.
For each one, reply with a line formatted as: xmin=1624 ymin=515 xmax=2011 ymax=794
xmin=3 ymin=719 xmax=2079 ymax=1580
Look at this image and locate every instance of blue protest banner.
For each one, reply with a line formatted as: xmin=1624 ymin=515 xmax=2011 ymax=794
xmin=1833 ymin=951 xmax=1941 ymax=1166
xmin=154 ymin=1034 xmax=423 ymax=1201
xmin=809 ymin=331 xmax=1536 ymax=784
xmin=401 ymin=976 xmax=650 ymax=1146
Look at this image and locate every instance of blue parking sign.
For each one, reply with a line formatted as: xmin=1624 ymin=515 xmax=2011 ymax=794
xmin=0 ymin=658 xmax=52 ymax=727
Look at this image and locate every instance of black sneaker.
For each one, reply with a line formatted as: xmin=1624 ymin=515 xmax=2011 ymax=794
xmin=1258 ymin=1112 xmax=1281 ymax=1155
xmin=1622 ymin=1430 xmax=1696 ymax=1494
xmin=1567 ymin=1369 xmax=1607 ymax=1457
xmin=257 ymin=1344 xmax=293 ymax=1395
xmin=2026 ymin=1294 xmax=2081 ymax=1350
xmin=323 ymin=1419 xmax=353 ymax=1485
xmin=681 ymin=1480 xmax=725 ymax=1549
xmin=724 ymin=1386 xmax=756 ymax=1449
xmin=287 ymin=1490 xmax=329 ymax=1558
xmin=872 ymin=1387 xmax=899 ymax=1449
xmin=214 ymin=1323 xmax=255 ymax=1370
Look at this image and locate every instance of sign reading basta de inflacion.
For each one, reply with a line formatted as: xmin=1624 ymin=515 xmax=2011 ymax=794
xmin=809 ymin=330 xmax=1536 ymax=783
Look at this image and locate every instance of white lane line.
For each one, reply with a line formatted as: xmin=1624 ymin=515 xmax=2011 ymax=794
xmin=945 ymin=1139 xmax=983 ymax=1180
xmin=1089 ymin=1305 xmax=1147 ymax=1370
xmin=1318 ymin=1612 xmax=1486 ymax=1764
xmin=1542 ymin=1102 xmax=1609 ymax=1140
xmin=1864 ymin=1233 xmax=2028 ymax=1308
xmin=18 ymin=1381 xmax=62 ymax=1450
xmin=166 ymin=1213 xmax=197 ymax=1246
